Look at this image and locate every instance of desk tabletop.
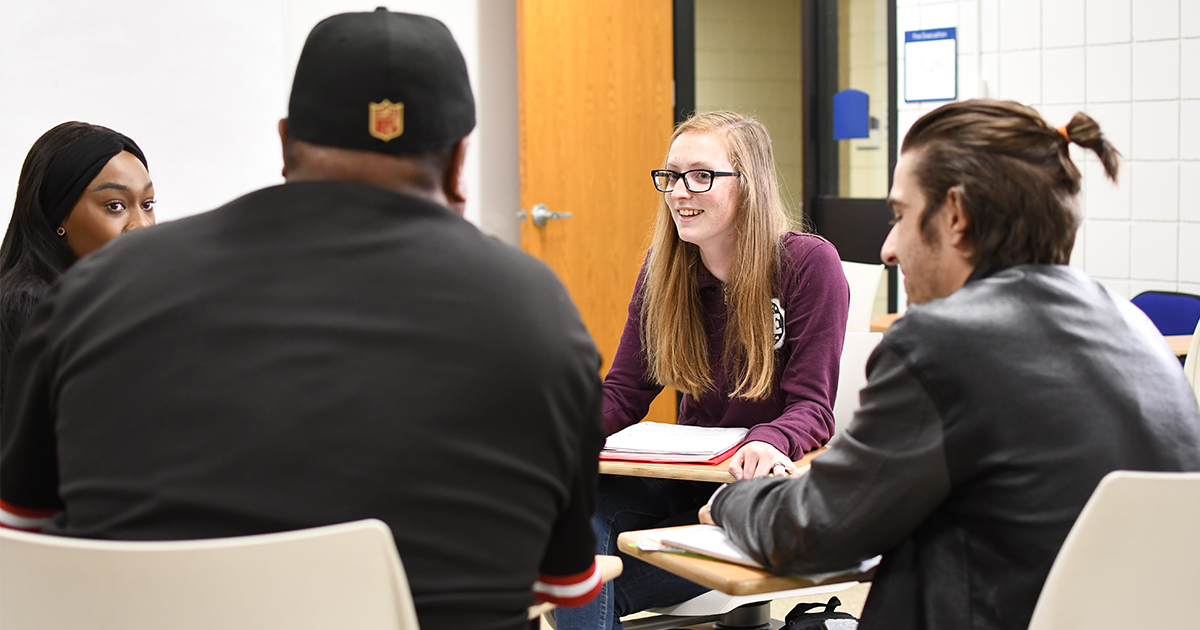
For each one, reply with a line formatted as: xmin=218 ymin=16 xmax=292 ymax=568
xmin=869 ymin=313 xmax=901 ymax=333
xmin=616 ymin=527 xmax=872 ymax=596
xmin=599 ymin=447 xmax=827 ymax=483
xmin=1165 ymin=335 xmax=1193 ymax=357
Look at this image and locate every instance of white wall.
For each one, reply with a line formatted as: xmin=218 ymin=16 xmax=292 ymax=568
xmin=0 ymin=0 xmax=519 ymax=244
xmin=897 ymin=0 xmax=1200 ymax=298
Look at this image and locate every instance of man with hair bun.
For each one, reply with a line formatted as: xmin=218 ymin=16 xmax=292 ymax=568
xmin=701 ymin=99 xmax=1200 ymax=630
xmin=2 ymin=9 xmax=603 ymax=630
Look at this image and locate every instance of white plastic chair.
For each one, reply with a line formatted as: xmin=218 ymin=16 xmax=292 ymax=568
xmin=833 ymin=332 xmax=883 ymax=438
xmin=1027 ymin=471 xmax=1200 ymax=630
xmin=840 ymin=261 xmax=885 ymax=333
xmin=0 ymin=519 xmax=420 ymax=630
xmin=1184 ymin=318 xmax=1199 ymax=404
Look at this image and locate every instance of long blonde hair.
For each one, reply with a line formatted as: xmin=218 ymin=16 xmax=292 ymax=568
xmin=640 ymin=111 xmax=791 ymax=400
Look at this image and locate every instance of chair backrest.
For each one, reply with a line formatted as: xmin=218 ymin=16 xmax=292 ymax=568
xmin=0 ymin=519 xmax=420 ymax=630
xmin=1130 ymin=291 xmax=1200 ymax=336
xmin=840 ymin=261 xmax=885 ymax=333
xmin=1027 ymin=471 xmax=1200 ymax=630
xmin=1185 ymin=318 xmax=1200 ymax=402
xmin=833 ymin=332 xmax=883 ymax=436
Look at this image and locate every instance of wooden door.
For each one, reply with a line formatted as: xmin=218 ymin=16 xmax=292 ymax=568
xmin=517 ymin=0 xmax=677 ymax=423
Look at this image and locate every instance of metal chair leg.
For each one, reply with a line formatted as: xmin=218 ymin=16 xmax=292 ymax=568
xmin=715 ymin=602 xmax=774 ymax=630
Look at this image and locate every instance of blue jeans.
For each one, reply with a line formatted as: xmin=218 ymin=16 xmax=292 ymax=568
xmin=556 ymin=476 xmax=718 ymax=630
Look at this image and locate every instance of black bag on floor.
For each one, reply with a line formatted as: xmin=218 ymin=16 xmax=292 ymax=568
xmin=782 ymin=596 xmax=858 ymax=630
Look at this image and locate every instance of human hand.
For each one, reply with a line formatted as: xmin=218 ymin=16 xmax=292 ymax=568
xmin=698 ymin=504 xmax=714 ymax=525
xmin=728 ymin=441 xmax=797 ymax=480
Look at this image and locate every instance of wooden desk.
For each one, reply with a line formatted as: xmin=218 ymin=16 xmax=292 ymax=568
xmin=871 ymin=314 xmax=1192 ymax=358
xmin=1166 ymin=335 xmax=1192 ymax=358
xmin=527 ymin=554 xmax=623 ymax=620
xmin=869 ymin=313 xmax=901 ymax=333
xmin=599 ymin=447 xmax=827 ymax=484
xmin=616 ymin=527 xmax=873 ymax=596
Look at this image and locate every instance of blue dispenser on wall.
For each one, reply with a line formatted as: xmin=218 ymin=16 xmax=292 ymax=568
xmin=832 ymin=89 xmax=870 ymax=140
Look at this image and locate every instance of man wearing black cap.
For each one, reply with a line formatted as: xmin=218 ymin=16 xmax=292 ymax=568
xmin=1 ymin=10 xmax=604 ymax=630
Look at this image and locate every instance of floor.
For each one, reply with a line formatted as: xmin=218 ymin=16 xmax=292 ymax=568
xmin=768 ymin=582 xmax=870 ymax=621
xmin=540 ymin=582 xmax=871 ymax=630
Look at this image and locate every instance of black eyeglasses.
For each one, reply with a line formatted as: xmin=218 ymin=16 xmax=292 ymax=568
xmin=651 ymin=169 xmax=741 ymax=193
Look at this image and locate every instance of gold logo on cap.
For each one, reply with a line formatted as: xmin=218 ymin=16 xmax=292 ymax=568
xmin=368 ymin=100 xmax=404 ymax=142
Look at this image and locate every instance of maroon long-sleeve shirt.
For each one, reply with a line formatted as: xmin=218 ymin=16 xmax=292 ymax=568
xmin=601 ymin=232 xmax=850 ymax=459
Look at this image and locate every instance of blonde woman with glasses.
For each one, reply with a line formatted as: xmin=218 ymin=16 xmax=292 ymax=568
xmin=556 ymin=111 xmax=849 ymax=630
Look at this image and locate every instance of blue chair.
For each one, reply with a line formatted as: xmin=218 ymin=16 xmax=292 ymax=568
xmin=1130 ymin=291 xmax=1200 ymax=336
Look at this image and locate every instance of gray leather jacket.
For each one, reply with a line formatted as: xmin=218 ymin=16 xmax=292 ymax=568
xmin=711 ymin=265 xmax=1200 ymax=630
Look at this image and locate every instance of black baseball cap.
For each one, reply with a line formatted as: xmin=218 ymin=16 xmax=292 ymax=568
xmin=287 ymin=8 xmax=476 ymax=154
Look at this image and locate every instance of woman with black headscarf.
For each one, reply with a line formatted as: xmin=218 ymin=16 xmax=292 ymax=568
xmin=0 ymin=122 xmax=155 ymax=401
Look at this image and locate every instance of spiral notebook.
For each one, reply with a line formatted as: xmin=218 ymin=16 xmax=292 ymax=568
xmin=600 ymin=423 xmax=749 ymax=463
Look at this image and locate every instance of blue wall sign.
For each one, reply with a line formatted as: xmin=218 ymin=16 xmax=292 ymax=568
xmin=904 ymin=27 xmax=957 ymax=102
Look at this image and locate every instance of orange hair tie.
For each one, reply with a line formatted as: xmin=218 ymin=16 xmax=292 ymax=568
xmin=1056 ymin=124 xmax=1071 ymax=142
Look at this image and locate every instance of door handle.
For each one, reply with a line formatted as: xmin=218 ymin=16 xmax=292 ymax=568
xmin=518 ymin=204 xmax=573 ymax=227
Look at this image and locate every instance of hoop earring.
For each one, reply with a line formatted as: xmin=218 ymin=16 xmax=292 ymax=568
xmin=56 ymin=227 xmax=66 ymax=236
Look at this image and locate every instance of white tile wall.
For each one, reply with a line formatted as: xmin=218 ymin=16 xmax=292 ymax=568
xmin=921 ymin=2 xmax=959 ymax=29
xmin=1182 ymin=162 xmax=1200 ymax=223
xmin=1185 ymin=1 xmax=1200 ymax=37
xmin=980 ymin=51 xmax=1000 ymax=98
xmin=1131 ymin=101 xmax=1179 ymax=160
xmin=1085 ymin=220 xmax=1131 ymax=277
xmin=1130 ymin=162 xmax=1179 ymax=222
xmin=1042 ymin=0 xmax=1085 ymax=48
xmin=1130 ymin=222 xmax=1178 ymax=281
xmin=1180 ymin=223 xmax=1200 ymax=284
xmin=1183 ymin=40 xmax=1200 ymax=99
xmin=1085 ymin=44 xmax=1131 ymax=103
xmin=1130 ymin=280 xmax=1181 ymax=296
xmin=979 ymin=0 xmax=1000 ymax=52
xmin=1132 ymin=0 xmax=1180 ymax=42
xmin=958 ymin=52 xmax=980 ymax=99
xmin=1181 ymin=100 xmax=1200 ymax=160
xmin=957 ymin=0 xmax=979 ymax=53
xmin=1131 ymin=40 xmax=1179 ymax=101
xmin=901 ymin=0 xmax=1199 ymax=294
xmin=1042 ymin=47 xmax=1085 ymax=104
xmin=999 ymin=0 xmax=1041 ymax=50
xmin=1086 ymin=0 xmax=1132 ymax=45
xmin=998 ymin=50 xmax=1042 ymax=103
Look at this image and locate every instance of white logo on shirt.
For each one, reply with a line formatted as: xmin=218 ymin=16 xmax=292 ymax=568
xmin=772 ymin=298 xmax=785 ymax=349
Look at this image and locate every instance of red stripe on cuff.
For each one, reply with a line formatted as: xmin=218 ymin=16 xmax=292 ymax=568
xmin=534 ymin=560 xmax=603 ymax=607
xmin=0 ymin=499 xmax=58 ymax=518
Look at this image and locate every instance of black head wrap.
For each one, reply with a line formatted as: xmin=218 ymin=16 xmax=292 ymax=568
xmin=39 ymin=130 xmax=148 ymax=229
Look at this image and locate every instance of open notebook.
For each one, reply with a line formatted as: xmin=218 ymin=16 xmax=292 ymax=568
xmin=600 ymin=423 xmax=749 ymax=463
xmin=658 ymin=524 xmax=763 ymax=568
xmin=640 ymin=524 xmax=884 ymax=579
